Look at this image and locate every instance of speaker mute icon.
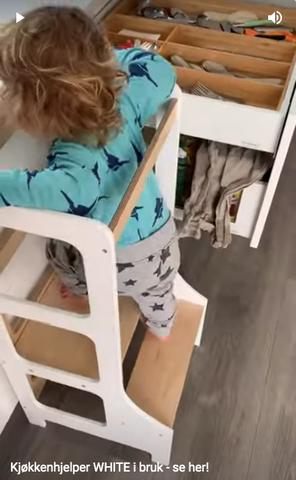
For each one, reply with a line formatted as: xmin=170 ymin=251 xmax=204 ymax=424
xmin=268 ymin=11 xmax=282 ymax=24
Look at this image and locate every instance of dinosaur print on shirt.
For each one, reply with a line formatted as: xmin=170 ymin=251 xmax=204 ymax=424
xmin=135 ymin=109 xmax=142 ymax=128
xmin=129 ymin=63 xmax=158 ymax=88
xmin=91 ymin=162 xmax=101 ymax=185
xmin=0 ymin=194 xmax=10 ymax=206
xmin=47 ymin=151 xmax=68 ymax=165
xmin=61 ymin=191 xmax=97 ymax=216
xmin=131 ymin=206 xmax=144 ymax=221
xmin=26 ymin=170 xmax=40 ymax=189
xmin=50 ymin=164 xmax=76 ymax=181
xmin=131 ymin=141 xmax=143 ymax=166
xmin=131 ymin=51 xmax=156 ymax=62
xmin=103 ymin=149 xmax=130 ymax=172
xmin=152 ymin=198 xmax=164 ymax=227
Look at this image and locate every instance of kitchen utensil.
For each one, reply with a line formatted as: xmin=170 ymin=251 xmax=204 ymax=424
xmin=170 ymin=55 xmax=191 ymax=68
xmin=203 ymin=60 xmax=233 ymax=76
xmin=203 ymin=61 xmax=283 ymax=84
xmin=273 ymin=31 xmax=296 ymax=43
xmin=197 ymin=15 xmax=223 ymax=30
xmin=231 ymin=26 xmax=245 ymax=34
xmin=167 ymin=7 xmax=197 ymax=24
xmin=137 ymin=0 xmax=151 ymax=15
xmin=233 ymin=19 xmax=274 ymax=28
xmin=141 ymin=41 xmax=158 ymax=51
xmin=119 ymin=29 xmax=161 ymax=41
xmin=228 ymin=10 xmax=258 ymax=23
xmin=204 ymin=10 xmax=258 ymax=23
xmin=169 ymin=7 xmax=189 ymax=19
xmin=220 ymin=21 xmax=232 ymax=32
xmin=188 ymin=83 xmax=227 ymax=101
xmin=234 ymin=73 xmax=283 ymax=85
xmin=188 ymin=63 xmax=204 ymax=72
xmin=245 ymin=28 xmax=293 ymax=41
xmin=155 ymin=16 xmax=197 ymax=25
xmin=142 ymin=6 xmax=169 ymax=19
xmin=250 ymin=30 xmax=296 ymax=43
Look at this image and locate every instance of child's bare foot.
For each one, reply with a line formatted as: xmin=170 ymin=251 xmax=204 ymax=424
xmin=60 ymin=284 xmax=70 ymax=299
xmin=139 ymin=315 xmax=170 ymax=342
xmin=59 ymin=283 xmax=89 ymax=309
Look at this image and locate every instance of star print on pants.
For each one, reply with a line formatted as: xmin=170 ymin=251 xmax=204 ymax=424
xmin=124 ymin=279 xmax=137 ymax=286
xmin=160 ymin=246 xmax=171 ymax=264
xmin=147 ymin=255 xmax=154 ymax=262
xmin=157 ymin=287 xmax=172 ymax=298
xmin=150 ymin=303 xmax=164 ymax=311
xmin=117 ymin=262 xmax=134 ymax=273
xmin=159 ymin=266 xmax=174 ymax=282
xmin=160 ymin=313 xmax=175 ymax=326
xmin=154 ymin=262 xmax=162 ymax=278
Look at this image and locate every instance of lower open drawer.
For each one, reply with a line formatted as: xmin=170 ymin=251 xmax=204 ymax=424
xmin=175 ymin=181 xmax=266 ymax=239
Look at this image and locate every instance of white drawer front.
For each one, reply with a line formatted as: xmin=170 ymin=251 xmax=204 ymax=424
xmin=180 ymin=93 xmax=284 ymax=154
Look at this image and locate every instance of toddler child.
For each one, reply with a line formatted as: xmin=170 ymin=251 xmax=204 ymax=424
xmin=0 ymin=6 xmax=180 ymax=340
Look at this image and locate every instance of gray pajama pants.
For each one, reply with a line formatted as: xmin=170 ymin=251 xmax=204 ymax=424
xmin=45 ymin=217 xmax=180 ymax=338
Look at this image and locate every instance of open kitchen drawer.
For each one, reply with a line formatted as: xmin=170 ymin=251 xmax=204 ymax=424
xmin=86 ymin=0 xmax=296 ymax=247
xmin=100 ymin=0 xmax=296 ymax=153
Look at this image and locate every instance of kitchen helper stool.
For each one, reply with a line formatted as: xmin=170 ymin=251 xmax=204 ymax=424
xmin=0 ymin=86 xmax=208 ymax=466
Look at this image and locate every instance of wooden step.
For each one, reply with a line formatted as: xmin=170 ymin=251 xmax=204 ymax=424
xmin=126 ymin=300 xmax=203 ymax=427
xmin=15 ymin=273 xmax=140 ymax=380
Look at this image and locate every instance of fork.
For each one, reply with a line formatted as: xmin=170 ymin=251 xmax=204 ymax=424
xmin=188 ymin=83 xmax=226 ymax=100
xmin=140 ymin=41 xmax=158 ymax=51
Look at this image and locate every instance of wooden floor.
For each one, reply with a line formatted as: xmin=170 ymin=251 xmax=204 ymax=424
xmin=1 ymin=135 xmax=296 ymax=480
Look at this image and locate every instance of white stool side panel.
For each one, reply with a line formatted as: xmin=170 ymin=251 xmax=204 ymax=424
xmin=0 ymin=366 xmax=17 ymax=434
xmin=0 ymin=210 xmax=174 ymax=464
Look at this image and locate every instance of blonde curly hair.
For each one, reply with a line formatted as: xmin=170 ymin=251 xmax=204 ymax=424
xmin=0 ymin=6 xmax=124 ymax=146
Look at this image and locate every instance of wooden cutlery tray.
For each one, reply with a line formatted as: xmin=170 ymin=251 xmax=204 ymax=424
xmin=102 ymin=0 xmax=296 ymax=152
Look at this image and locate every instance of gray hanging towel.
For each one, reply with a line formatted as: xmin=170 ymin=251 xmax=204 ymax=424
xmin=179 ymin=140 xmax=272 ymax=248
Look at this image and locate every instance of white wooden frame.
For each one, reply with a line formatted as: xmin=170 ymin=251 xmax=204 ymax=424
xmin=0 ymin=86 xmax=207 ymax=464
